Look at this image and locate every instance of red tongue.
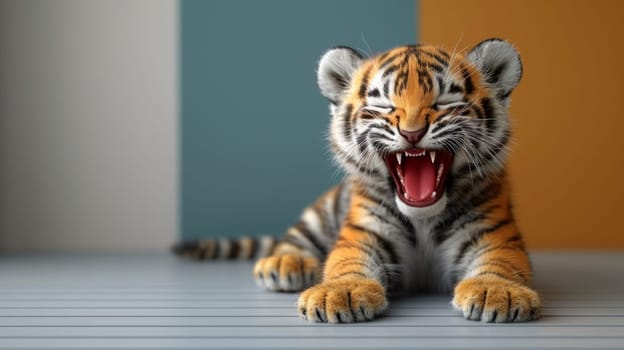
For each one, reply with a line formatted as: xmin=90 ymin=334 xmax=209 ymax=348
xmin=403 ymin=155 xmax=436 ymax=201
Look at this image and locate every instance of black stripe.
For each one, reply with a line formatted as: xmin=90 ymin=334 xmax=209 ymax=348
xmin=172 ymin=240 xmax=197 ymax=256
xmin=476 ymin=258 xmax=522 ymax=271
xmin=344 ymin=223 xmax=399 ymax=265
xmin=473 ymin=258 xmax=528 ymax=283
xmin=434 ymin=212 xmax=486 ymax=245
xmin=332 ymin=241 xmax=384 ymax=270
xmin=359 ymin=204 xmax=416 ymax=246
xmin=454 ymin=218 xmax=512 ymax=265
xmin=367 ymin=88 xmax=380 ymax=97
xmin=427 ymin=63 xmax=444 ymax=73
xmin=394 ymin=69 xmax=409 ymax=94
xmin=377 ymin=51 xmax=391 ymax=63
xmin=266 ymin=236 xmax=278 ymax=256
xmin=228 ymin=240 xmax=240 ymax=259
xmin=332 ymin=182 xmax=345 ymax=232
xmin=356 ymin=131 xmax=368 ymax=154
xmin=449 ymin=83 xmax=462 ymax=94
xmin=416 ymin=63 xmax=433 ymax=93
xmin=312 ymin=200 xmax=331 ymax=236
xmin=506 ymin=233 xmax=522 ymax=243
xmin=472 ymin=261 xmax=517 ymax=276
xmin=371 ymin=140 xmax=389 ymax=157
xmin=467 ymin=232 xmax=524 ymax=265
xmin=430 ymin=127 xmax=456 ymax=140
xmin=342 ymin=104 xmax=353 ymax=141
xmin=419 ymin=50 xmax=449 ymax=68
xmin=332 ymin=146 xmax=382 ymax=177
xmin=476 ymin=219 xmax=513 ymax=239
xmin=461 ymin=67 xmax=474 ymax=94
xmin=481 ymin=97 xmax=496 ymax=132
xmin=436 ymin=48 xmax=450 ymax=59
xmin=382 ymin=80 xmax=390 ymax=97
xmin=379 ymin=51 xmax=406 ymax=69
xmin=436 ymin=76 xmax=446 ymax=94
xmin=282 ymin=234 xmax=308 ymax=253
xmin=435 ymin=201 xmax=500 ymax=239
xmin=330 ymin=271 xmax=369 ymax=280
xmin=372 ymin=123 xmax=395 ymax=135
xmin=212 ymin=240 xmax=220 ymax=259
xmin=497 ymin=89 xmax=512 ymax=100
xmin=471 ymin=104 xmax=484 ymax=119
xmin=358 ymin=66 xmax=373 ymax=98
xmin=381 ymin=65 xmax=398 ymax=78
xmin=248 ymin=238 xmax=257 ymax=259
xmin=487 ymin=61 xmax=507 ymax=85
xmin=356 ymin=190 xmax=416 ymax=246
xmin=369 ymin=132 xmax=393 ymax=142
xmin=330 ymin=71 xmax=351 ymax=90
xmin=293 ymin=222 xmax=328 ymax=256
xmin=430 ymin=117 xmax=451 ymax=134
xmin=357 ymin=203 xmax=416 ymax=248
xmin=454 ymin=129 xmax=509 ymax=180
xmin=333 ymin=239 xmax=390 ymax=288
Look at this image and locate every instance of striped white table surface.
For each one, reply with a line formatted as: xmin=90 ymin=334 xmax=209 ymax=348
xmin=0 ymin=252 xmax=622 ymax=349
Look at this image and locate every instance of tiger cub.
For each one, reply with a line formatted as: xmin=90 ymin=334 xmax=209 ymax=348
xmin=176 ymin=39 xmax=541 ymax=323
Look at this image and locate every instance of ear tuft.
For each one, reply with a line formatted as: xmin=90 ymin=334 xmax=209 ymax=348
xmin=317 ymin=46 xmax=364 ymax=105
xmin=468 ymin=39 xmax=522 ymax=102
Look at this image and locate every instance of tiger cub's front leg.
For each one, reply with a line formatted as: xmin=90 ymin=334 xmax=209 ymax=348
xmin=452 ymin=219 xmax=542 ymax=322
xmin=298 ymin=194 xmax=396 ymax=323
xmin=253 ymin=186 xmax=345 ymax=292
xmin=254 ymin=249 xmax=320 ymax=292
xmin=253 ymin=228 xmax=324 ymax=292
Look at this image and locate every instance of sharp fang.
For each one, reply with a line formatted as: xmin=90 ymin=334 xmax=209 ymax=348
xmin=429 ymin=151 xmax=436 ymax=163
xmin=396 ymin=153 xmax=402 ymax=165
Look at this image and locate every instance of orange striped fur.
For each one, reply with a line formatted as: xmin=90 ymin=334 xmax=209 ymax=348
xmin=177 ymin=39 xmax=541 ymax=324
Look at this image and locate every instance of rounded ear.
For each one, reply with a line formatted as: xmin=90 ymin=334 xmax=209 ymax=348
xmin=467 ymin=39 xmax=522 ymax=103
xmin=317 ymin=46 xmax=364 ymax=105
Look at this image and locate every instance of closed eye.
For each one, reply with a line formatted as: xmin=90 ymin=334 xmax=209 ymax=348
xmin=363 ymin=105 xmax=394 ymax=114
xmin=436 ymin=101 xmax=468 ymax=110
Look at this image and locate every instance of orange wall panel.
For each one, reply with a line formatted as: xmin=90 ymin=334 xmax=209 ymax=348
xmin=420 ymin=0 xmax=624 ymax=249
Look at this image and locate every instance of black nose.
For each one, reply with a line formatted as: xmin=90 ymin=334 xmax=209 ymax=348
xmin=399 ymin=127 xmax=428 ymax=144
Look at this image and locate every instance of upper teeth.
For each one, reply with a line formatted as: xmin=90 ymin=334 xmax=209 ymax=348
xmin=399 ymin=150 xmax=437 ymax=162
xmin=404 ymin=150 xmax=425 ymax=157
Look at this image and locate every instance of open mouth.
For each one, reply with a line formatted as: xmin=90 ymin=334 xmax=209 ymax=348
xmin=385 ymin=148 xmax=453 ymax=207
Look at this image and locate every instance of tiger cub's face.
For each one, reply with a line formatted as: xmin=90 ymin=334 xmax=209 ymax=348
xmin=318 ymin=39 xmax=522 ymax=218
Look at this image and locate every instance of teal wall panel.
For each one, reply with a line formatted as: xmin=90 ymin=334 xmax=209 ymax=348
xmin=181 ymin=0 xmax=417 ymax=239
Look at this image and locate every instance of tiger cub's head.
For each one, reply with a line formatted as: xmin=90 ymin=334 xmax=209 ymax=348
xmin=318 ymin=39 xmax=522 ymax=218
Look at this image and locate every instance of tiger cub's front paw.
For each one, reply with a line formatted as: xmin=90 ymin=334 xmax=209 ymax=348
xmin=298 ymin=279 xmax=387 ymax=323
xmin=452 ymin=276 xmax=542 ymax=322
xmin=253 ymin=254 xmax=319 ymax=292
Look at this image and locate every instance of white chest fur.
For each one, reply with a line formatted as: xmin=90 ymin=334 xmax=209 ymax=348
xmin=401 ymin=215 xmax=456 ymax=293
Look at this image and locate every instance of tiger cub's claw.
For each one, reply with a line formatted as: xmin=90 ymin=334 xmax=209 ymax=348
xmin=452 ymin=276 xmax=542 ymax=322
xmin=298 ymin=278 xmax=388 ymax=323
xmin=253 ymin=254 xmax=319 ymax=292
